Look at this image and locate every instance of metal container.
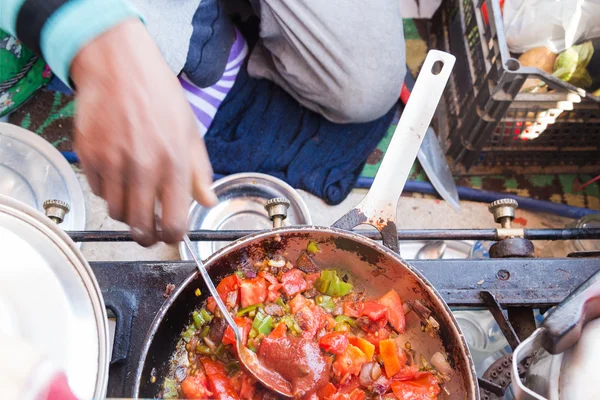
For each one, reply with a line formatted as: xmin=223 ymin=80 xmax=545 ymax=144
xmin=512 ymin=269 xmax=600 ymax=399
xmin=0 ymin=122 xmax=85 ymax=232
xmin=180 ymin=173 xmax=312 ymax=260
xmin=0 ymin=195 xmax=109 ymax=398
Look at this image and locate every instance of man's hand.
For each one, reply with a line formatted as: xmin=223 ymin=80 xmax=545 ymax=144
xmin=71 ymin=19 xmax=217 ymax=246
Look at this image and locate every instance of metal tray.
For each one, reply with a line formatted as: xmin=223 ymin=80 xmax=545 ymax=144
xmin=179 ymin=173 xmax=312 ymax=260
xmin=0 ymin=123 xmax=85 ymax=231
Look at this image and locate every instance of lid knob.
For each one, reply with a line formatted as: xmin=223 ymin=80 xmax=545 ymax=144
xmin=489 ymin=198 xmax=518 ymax=229
xmin=43 ymin=199 xmax=71 ymax=225
xmin=265 ymin=198 xmax=290 ymax=228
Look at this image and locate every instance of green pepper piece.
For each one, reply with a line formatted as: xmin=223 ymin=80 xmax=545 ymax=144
xmin=215 ymin=343 xmax=228 ymax=361
xmin=334 ymin=322 xmax=350 ymax=332
xmin=235 ymin=271 xmax=245 ymax=278
xmin=200 ymin=309 xmax=213 ymax=323
xmin=315 ymin=270 xmax=353 ymax=297
xmin=335 ymin=315 xmax=356 ymax=327
xmin=280 ymin=315 xmax=302 ymax=335
xmin=315 ymin=295 xmax=335 ymax=311
xmin=225 ymin=361 xmax=240 ymax=375
xmin=193 ymin=311 xmax=205 ymax=329
xmin=275 ymin=297 xmax=289 ymax=313
xmin=181 ymin=324 xmax=197 ymax=343
xmin=163 ymin=378 xmax=179 ymax=399
xmin=252 ymin=311 xmax=273 ymax=336
xmin=307 ymin=241 xmax=321 ymax=254
xmin=199 ymin=325 xmax=210 ymax=338
xmin=236 ymin=303 xmax=262 ymax=317
xmin=196 ymin=344 xmax=212 ymax=354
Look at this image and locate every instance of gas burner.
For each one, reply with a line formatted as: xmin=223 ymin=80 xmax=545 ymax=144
xmin=479 ymin=354 xmax=530 ymax=400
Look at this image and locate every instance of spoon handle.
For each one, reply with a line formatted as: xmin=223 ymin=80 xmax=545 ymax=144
xmin=183 ymin=234 xmax=241 ymax=340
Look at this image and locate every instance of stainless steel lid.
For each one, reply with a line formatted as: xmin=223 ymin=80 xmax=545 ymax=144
xmin=0 ymin=195 xmax=108 ymax=399
xmin=180 ymin=173 xmax=312 ymax=260
xmin=0 ymin=122 xmax=85 ymax=231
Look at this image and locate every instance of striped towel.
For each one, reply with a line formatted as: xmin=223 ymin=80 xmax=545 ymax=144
xmin=179 ymin=28 xmax=249 ymax=136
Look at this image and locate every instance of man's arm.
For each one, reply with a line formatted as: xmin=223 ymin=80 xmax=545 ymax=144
xmin=1 ymin=1 xmax=218 ymax=245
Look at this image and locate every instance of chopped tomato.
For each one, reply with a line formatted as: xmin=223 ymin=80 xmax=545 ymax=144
xmin=223 ymin=317 xmax=252 ymax=346
xmin=364 ymin=326 xmax=391 ymax=346
xmin=379 ymin=290 xmax=406 ymax=333
xmin=305 ymin=272 xmax=320 ymax=288
xmin=379 ymin=339 xmax=403 ymax=378
xmin=326 ymin=314 xmax=338 ymax=331
xmin=390 ymin=372 xmax=440 ymax=400
xmin=206 ymin=296 xmax=217 ymax=313
xmin=269 ymin=321 xmax=287 ymax=339
xmin=296 ymin=306 xmax=318 ymax=339
xmin=280 ymin=269 xmax=308 ymax=297
xmin=337 ymin=375 xmax=361 ymax=394
xmin=228 ymin=370 xmax=244 ymax=393
xmin=200 ymin=357 xmax=240 ymax=399
xmin=181 ymin=371 xmax=212 ymax=399
xmin=319 ymin=332 xmax=349 ymax=355
xmin=239 ymin=373 xmax=257 ymax=400
xmin=239 ymin=277 xmax=267 ymax=308
xmin=259 ymin=271 xmax=278 ymax=285
xmin=343 ymin=301 xmax=362 ymax=318
xmin=310 ymin=304 xmax=330 ymax=331
xmin=333 ymin=344 xmax=369 ymax=380
xmin=391 ymin=365 xmax=421 ymax=381
xmin=318 ymin=382 xmax=337 ymax=399
xmin=360 ymin=301 xmax=388 ymax=321
xmin=347 ymin=336 xmax=374 ymax=359
xmin=348 ymin=389 xmax=366 ymax=400
xmin=266 ymin=284 xmax=282 ymax=302
xmin=289 ymin=293 xmax=311 ymax=314
xmin=216 ymin=275 xmax=240 ymax=309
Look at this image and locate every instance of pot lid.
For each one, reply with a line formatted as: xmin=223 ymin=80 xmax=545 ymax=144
xmin=0 ymin=195 xmax=108 ymax=399
xmin=0 ymin=122 xmax=85 ymax=232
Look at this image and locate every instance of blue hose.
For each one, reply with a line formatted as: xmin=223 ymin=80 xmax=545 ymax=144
xmin=61 ymin=152 xmax=599 ymax=219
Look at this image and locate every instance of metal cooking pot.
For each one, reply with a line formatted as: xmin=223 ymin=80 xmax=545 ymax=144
xmin=133 ymin=51 xmax=479 ymax=399
xmin=0 ymin=194 xmax=110 ymax=398
xmin=512 ymin=268 xmax=600 ymax=400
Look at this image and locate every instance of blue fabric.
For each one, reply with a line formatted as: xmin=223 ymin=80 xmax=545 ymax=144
xmin=183 ymin=0 xmax=234 ymax=88
xmin=205 ymin=65 xmax=396 ymax=205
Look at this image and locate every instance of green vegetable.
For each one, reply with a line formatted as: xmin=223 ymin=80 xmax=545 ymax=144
xmin=275 ymin=297 xmax=289 ymax=313
xmin=307 ymin=241 xmax=321 ymax=254
xmin=215 ymin=343 xmax=228 ymax=361
xmin=334 ymin=322 xmax=350 ymax=332
xmin=193 ymin=311 xmax=205 ymax=329
xmin=236 ymin=303 xmax=262 ymax=317
xmin=199 ymin=325 xmax=210 ymax=338
xmin=181 ymin=324 xmax=197 ymax=343
xmin=225 ymin=360 xmax=240 ymax=375
xmin=194 ymin=288 xmax=202 ymax=297
xmin=251 ymin=311 xmax=273 ymax=336
xmin=249 ymin=327 xmax=259 ymax=339
xmin=163 ymin=378 xmax=179 ymax=399
xmin=196 ymin=344 xmax=212 ymax=354
xmin=315 ymin=295 xmax=335 ymax=311
xmin=235 ymin=271 xmax=245 ymax=278
xmin=201 ymin=309 xmax=213 ymax=323
xmin=315 ymin=270 xmax=353 ymax=297
xmin=335 ymin=315 xmax=356 ymax=327
xmin=553 ymin=42 xmax=594 ymax=87
xmin=280 ymin=315 xmax=302 ymax=335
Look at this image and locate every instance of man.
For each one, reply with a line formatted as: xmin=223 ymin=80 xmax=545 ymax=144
xmin=1 ymin=0 xmax=405 ymax=246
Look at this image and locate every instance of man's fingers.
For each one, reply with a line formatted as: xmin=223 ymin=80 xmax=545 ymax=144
xmin=101 ymin=173 xmax=126 ymax=222
xmin=159 ymin=175 xmax=190 ymax=244
xmin=125 ymin=165 xmax=159 ymax=247
xmin=190 ymin=137 xmax=217 ymax=207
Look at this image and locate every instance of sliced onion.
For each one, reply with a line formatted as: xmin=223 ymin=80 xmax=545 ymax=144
xmin=402 ymin=302 xmax=411 ymax=315
xmin=268 ymin=259 xmax=286 ymax=268
xmin=428 ymin=316 xmax=440 ymax=329
xmin=371 ymin=362 xmax=382 ymax=380
xmin=203 ymin=336 xmax=217 ymax=351
xmin=413 ymin=300 xmax=432 ymax=319
xmin=372 ymin=375 xmax=390 ymax=394
xmin=431 ymin=352 xmax=453 ymax=375
xmin=360 ymin=363 xmax=376 ymax=386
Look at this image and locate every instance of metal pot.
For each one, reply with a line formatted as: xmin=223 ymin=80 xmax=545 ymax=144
xmin=0 ymin=194 xmax=110 ymax=398
xmin=512 ymin=269 xmax=600 ymax=399
xmin=134 ymin=50 xmax=479 ymax=399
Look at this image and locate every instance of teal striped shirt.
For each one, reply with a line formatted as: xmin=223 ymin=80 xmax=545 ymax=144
xmin=1 ymin=0 xmax=142 ymax=86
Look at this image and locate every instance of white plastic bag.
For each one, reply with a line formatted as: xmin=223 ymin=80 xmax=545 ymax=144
xmin=503 ymin=0 xmax=600 ymax=53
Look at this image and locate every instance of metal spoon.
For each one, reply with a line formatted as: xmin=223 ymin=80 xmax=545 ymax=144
xmin=416 ymin=240 xmax=447 ymax=259
xmin=182 ymin=234 xmax=293 ymax=397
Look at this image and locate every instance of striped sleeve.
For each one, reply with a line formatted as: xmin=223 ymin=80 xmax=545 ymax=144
xmin=1 ymin=0 xmax=142 ymax=87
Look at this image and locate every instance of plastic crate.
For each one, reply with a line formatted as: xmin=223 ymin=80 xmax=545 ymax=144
xmin=432 ymin=0 xmax=600 ymax=174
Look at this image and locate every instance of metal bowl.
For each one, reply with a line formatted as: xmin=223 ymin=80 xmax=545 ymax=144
xmin=179 ymin=173 xmax=312 ymax=260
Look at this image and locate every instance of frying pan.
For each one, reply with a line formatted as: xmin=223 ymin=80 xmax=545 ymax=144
xmin=134 ymin=51 xmax=479 ymax=399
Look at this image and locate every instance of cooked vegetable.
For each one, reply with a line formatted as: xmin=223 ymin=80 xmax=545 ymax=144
xmin=315 ymin=269 xmax=353 ymax=297
xmin=306 ymin=240 xmax=321 ymax=254
xmin=163 ymin=243 xmax=451 ymax=399
xmin=194 ymin=288 xmax=201 ymax=297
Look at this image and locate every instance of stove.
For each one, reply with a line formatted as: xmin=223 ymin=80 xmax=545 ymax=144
xmin=74 ymin=225 xmax=600 ymax=399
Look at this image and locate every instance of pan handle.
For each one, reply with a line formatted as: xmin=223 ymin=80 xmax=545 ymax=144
xmin=540 ymin=269 xmax=600 ymax=354
xmin=332 ymin=50 xmax=455 ymax=253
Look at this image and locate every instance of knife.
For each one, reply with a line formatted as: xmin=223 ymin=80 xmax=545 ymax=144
xmin=401 ymin=67 xmax=460 ymax=212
